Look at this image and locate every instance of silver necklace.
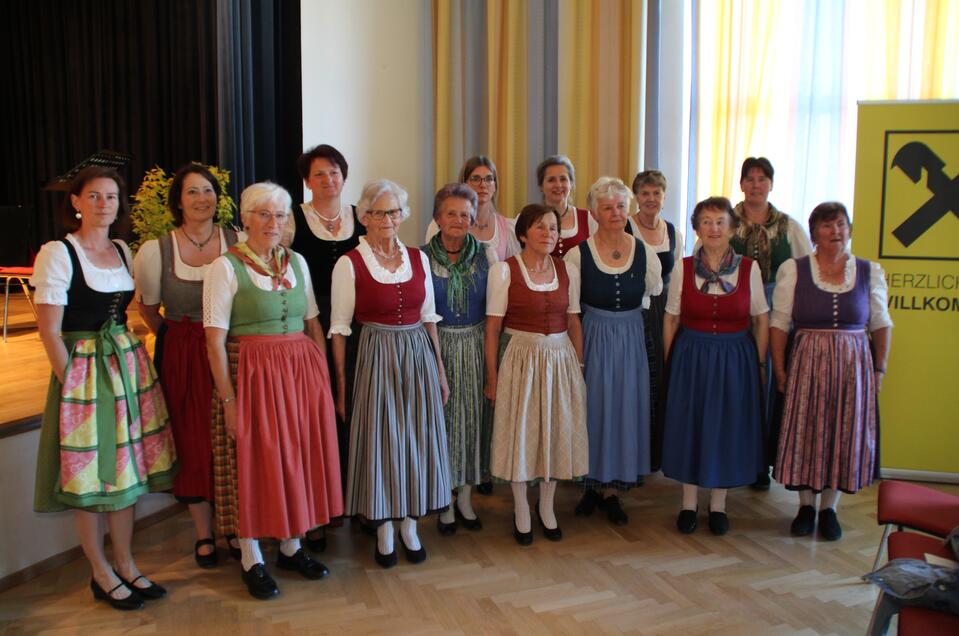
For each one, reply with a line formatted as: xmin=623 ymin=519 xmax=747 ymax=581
xmin=181 ymin=225 xmax=216 ymax=250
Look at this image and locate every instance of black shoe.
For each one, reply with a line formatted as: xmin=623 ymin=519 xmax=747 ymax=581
xmin=194 ymin=538 xmax=218 ymax=568
xmin=277 ymin=549 xmax=329 ymax=580
xmin=476 ymin=481 xmax=493 ymax=495
xmin=114 ymin=570 xmax=166 ymax=600
xmin=374 ymin=545 xmax=398 ymax=568
xmin=707 ymin=510 xmax=730 ymax=536
xmin=400 ymin=537 xmax=427 ymax=564
xmin=513 ymin=520 xmax=533 ymax=546
xmin=574 ymin=489 xmax=602 ymax=517
xmin=676 ymin=509 xmax=698 ymax=534
xmin=437 ymin=512 xmax=457 ymax=536
xmin=604 ymin=495 xmax=628 ymax=525
xmin=750 ymin=470 xmax=771 ymax=491
xmin=790 ymin=505 xmax=816 ymax=537
xmin=455 ymin=505 xmax=483 ymax=531
xmin=305 ymin=527 xmax=327 ymax=553
xmin=90 ymin=578 xmax=144 ymax=611
xmin=226 ymin=534 xmax=241 ymax=561
xmin=818 ymin=509 xmax=842 ymax=541
xmin=242 ymin=563 xmax=280 ymax=600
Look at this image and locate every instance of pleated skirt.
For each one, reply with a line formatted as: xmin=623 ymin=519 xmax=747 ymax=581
xmin=582 ymin=305 xmax=651 ymax=490
xmin=774 ymin=329 xmax=877 ymax=493
xmin=344 ymin=322 xmax=451 ymax=520
xmin=438 ymin=321 xmax=492 ymax=488
xmin=490 ymin=329 xmax=588 ymax=482
xmin=661 ymin=328 xmax=764 ymax=488
xmin=212 ymin=333 xmax=342 ymax=539
xmin=643 ymin=292 xmax=668 ymax=471
xmin=157 ymin=318 xmax=214 ymax=501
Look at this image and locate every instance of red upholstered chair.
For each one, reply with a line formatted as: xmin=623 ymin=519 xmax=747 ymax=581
xmin=873 ymin=480 xmax=959 ymax=571
xmin=865 ymin=531 xmax=959 ymax=636
xmin=0 ymin=266 xmax=36 ymax=342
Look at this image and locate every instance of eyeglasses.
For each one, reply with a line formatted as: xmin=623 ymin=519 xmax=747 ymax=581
xmin=367 ymin=208 xmax=402 ymax=220
xmin=468 ymin=175 xmax=496 ymax=185
xmin=252 ymin=210 xmax=289 ymax=223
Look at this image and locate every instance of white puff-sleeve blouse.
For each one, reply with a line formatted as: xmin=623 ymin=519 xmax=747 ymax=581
xmin=770 ymin=255 xmax=893 ymax=332
xmin=133 ymin=228 xmax=235 ymax=305
xmin=31 ymin=234 xmax=134 ymax=306
xmin=486 ymin=257 xmax=581 ymax=316
xmin=564 ymin=237 xmax=663 ymax=309
xmin=327 ymin=237 xmax=442 ymax=337
xmin=665 ymin=257 xmax=769 ymax=317
xmin=202 ymin=250 xmax=319 ymax=329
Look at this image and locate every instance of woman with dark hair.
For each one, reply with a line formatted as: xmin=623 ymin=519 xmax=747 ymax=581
xmin=330 ymin=179 xmax=450 ymax=568
xmin=289 ymin=143 xmax=366 ymax=550
xmin=204 ymin=182 xmax=341 ymax=599
xmin=424 ymin=155 xmax=520 ymax=261
xmin=732 ymin=156 xmax=812 ymax=489
xmin=134 ymin=163 xmax=239 ymax=568
xmin=486 ymin=204 xmax=587 ymax=545
xmin=424 ymin=183 xmax=497 ymax=534
xmin=32 ymin=166 xmax=177 ymax=610
xmin=536 ymin=154 xmax=597 ymax=257
xmin=773 ymin=202 xmax=892 ymax=541
xmin=661 ymin=197 xmax=768 ymax=536
xmin=565 ymin=177 xmax=661 ymax=525
xmin=628 ymin=169 xmax=684 ymax=471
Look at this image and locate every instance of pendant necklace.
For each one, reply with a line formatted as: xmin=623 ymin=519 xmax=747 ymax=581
xmin=181 ymin=225 xmax=217 ymax=250
xmin=311 ymin=203 xmax=340 ymax=233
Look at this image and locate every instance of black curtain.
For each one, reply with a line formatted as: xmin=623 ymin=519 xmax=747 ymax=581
xmin=0 ymin=0 xmax=303 ymax=261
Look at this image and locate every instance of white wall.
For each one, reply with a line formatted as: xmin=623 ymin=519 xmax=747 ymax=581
xmin=301 ymin=0 xmax=434 ymax=245
xmin=0 ymin=428 xmax=173 ymax=581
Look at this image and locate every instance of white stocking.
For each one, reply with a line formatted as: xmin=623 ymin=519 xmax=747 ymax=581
xmin=239 ymin=538 xmax=263 ymax=571
xmin=456 ymin=485 xmax=476 ymax=519
xmin=538 ymin=481 xmax=558 ymax=529
xmin=511 ymin=482 xmax=530 ymax=532
xmin=279 ymin=538 xmax=300 ymax=557
xmin=377 ymin=521 xmax=394 ymax=554
xmin=400 ymin=517 xmax=421 ymax=550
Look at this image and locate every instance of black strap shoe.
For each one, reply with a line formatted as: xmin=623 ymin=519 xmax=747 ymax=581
xmin=90 ymin=578 xmax=144 ymax=611
xmin=277 ymin=548 xmax=329 ymax=580
xmin=604 ymin=495 xmax=629 ymax=526
xmin=242 ymin=563 xmax=280 ymax=599
xmin=194 ymin=538 xmax=218 ymax=568
xmin=114 ymin=570 xmax=166 ymax=600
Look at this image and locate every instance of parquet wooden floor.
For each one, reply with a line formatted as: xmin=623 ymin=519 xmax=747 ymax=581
xmin=6 ymin=476 xmax=954 ymax=635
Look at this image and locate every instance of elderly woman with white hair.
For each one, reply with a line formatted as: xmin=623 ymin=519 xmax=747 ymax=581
xmin=329 ymin=179 xmax=451 ymax=568
xmin=203 ymin=182 xmax=342 ymax=599
xmin=564 ymin=177 xmax=662 ymax=525
xmin=423 ymin=183 xmax=497 ymax=535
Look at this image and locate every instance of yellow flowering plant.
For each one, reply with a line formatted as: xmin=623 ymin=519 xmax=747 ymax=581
xmin=130 ymin=164 xmax=237 ymax=251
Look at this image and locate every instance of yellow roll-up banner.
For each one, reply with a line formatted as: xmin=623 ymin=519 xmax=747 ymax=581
xmin=853 ymin=100 xmax=959 ymax=478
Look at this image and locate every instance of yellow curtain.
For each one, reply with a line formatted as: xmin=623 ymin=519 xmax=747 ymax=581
xmin=557 ymin=0 xmax=646 ymax=208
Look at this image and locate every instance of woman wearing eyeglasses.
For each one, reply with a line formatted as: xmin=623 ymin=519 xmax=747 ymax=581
xmin=424 ymin=155 xmax=521 ymax=262
xmin=204 ymin=182 xmax=342 ymax=599
xmin=330 ymin=179 xmax=451 ymax=568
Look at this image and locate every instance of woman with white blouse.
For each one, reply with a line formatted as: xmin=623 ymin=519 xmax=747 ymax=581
xmin=329 ymin=179 xmax=450 ymax=568
xmin=772 ymin=202 xmax=892 ymax=541
xmin=536 ymin=155 xmax=598 ymax=257
xmin=485 ymin=204 xmax=588 ymax=545
xmin=565 ymin=178 xmax=662 ymax=525
xmin=134 ymin=164 xmax=239 ymax=569
xmin=32 ymin=166 xmax=176 ymax=610
xmin=661 ymin=197 xmax=769 ymax=536
xmin=203 ymin=182 xmax=341 ymax=599
xmin=627 ymin=169 xmax=684 ymax=472
xmin=424 ymin=155 xmax=521 ymax=262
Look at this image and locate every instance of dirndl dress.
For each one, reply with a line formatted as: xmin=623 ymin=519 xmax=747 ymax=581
xmin=661 ymin=257 xmax=764 ymax=488
xmin=425 ymin=244 xmax=492 ymax=488
xmin=774 ymin=256 xmax=879 ymax=493
xmin=341 ymin=247 xmax=451 ymax=520
xmin=210 ymin=251 xmax=342 ymax=539
xmin=577 ymin=239 xmax=652 ymax=490
xmin=34 ymin=238 xmax=177 ymax=513
xmin=489 ymin=256 xmax=588 ymax=482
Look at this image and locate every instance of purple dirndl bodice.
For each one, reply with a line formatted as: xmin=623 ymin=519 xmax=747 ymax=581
xmin=792 ymin=256 xmax=871 ymax=331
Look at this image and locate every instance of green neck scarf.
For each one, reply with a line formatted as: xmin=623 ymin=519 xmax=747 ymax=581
xmin=427 ymin=233 xmax=480 ymax=315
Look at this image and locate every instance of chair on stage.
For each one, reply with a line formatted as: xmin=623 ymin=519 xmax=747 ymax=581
xmin=872 ymin=480 xmax=959 ymax=571
xmin=0 ymin=266 xmax=36 ymax=342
